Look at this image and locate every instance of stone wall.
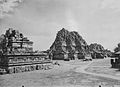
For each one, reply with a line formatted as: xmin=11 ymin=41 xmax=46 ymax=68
xmin=8 ymin=63 xmax=53 ymax=74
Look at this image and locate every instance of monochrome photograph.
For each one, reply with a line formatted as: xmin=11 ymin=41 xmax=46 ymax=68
xmin=0 ymin=0 xmax=120 ymax=87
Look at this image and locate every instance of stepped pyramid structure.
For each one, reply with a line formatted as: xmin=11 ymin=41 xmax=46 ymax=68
xmin=49 ymin=28 xmax=90 ymax=60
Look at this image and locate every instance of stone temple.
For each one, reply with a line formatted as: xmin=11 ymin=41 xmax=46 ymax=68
xmin=49 ymin=28 xmax=90 ymax=60
xmin=0 ymin=28 xmax=52 ymax=74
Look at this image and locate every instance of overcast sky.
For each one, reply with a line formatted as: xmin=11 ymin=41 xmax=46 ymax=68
xmin=0 ymin=0 xmax=120 ymax=51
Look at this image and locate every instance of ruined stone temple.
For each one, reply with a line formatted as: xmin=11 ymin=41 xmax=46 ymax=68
xmin=89 ymin=43 xmax=105 ymax=59
xmin=49 ymin=28 xmax=90 ymax=60
xmin=0 ymin=28 xmax=52 ymax=74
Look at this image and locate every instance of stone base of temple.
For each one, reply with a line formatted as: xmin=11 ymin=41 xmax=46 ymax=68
xmin=6 ymin=63 xmax=53 ymax=74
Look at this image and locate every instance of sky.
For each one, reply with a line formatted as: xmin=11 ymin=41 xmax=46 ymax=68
xmin=0 ymin=0 xmax=120 ymax=51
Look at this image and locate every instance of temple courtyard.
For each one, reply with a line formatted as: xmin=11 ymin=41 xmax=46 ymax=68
xmin=0 ymin=58 xmax=120 ymax=87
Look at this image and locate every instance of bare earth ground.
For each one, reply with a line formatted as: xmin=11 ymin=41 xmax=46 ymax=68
xmin=85 ymin=58 xmax=120 ymax=79
xmin=0 ymin=59 xmax=120 ymax=87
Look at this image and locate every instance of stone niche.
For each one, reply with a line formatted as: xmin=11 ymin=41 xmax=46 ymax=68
xmin=53 ymin=52 xmax=68 ymax=60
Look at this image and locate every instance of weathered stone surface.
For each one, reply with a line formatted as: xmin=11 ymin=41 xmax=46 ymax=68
xmin=89 ymin=43 xmax=104 ymax=52
xmin=49 ymin=28 xmax=112 ymax=60
xmin=0 ymin=28 xmax=33 ymax=54
xmin=89 ymin=43 xmax=106 ymax=58
xmin=49 ymin=28 xmax=89 ymax=60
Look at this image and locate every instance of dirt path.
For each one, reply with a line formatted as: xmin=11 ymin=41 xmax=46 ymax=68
xmin=75 ymin=59 xmax=120 ymax=80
